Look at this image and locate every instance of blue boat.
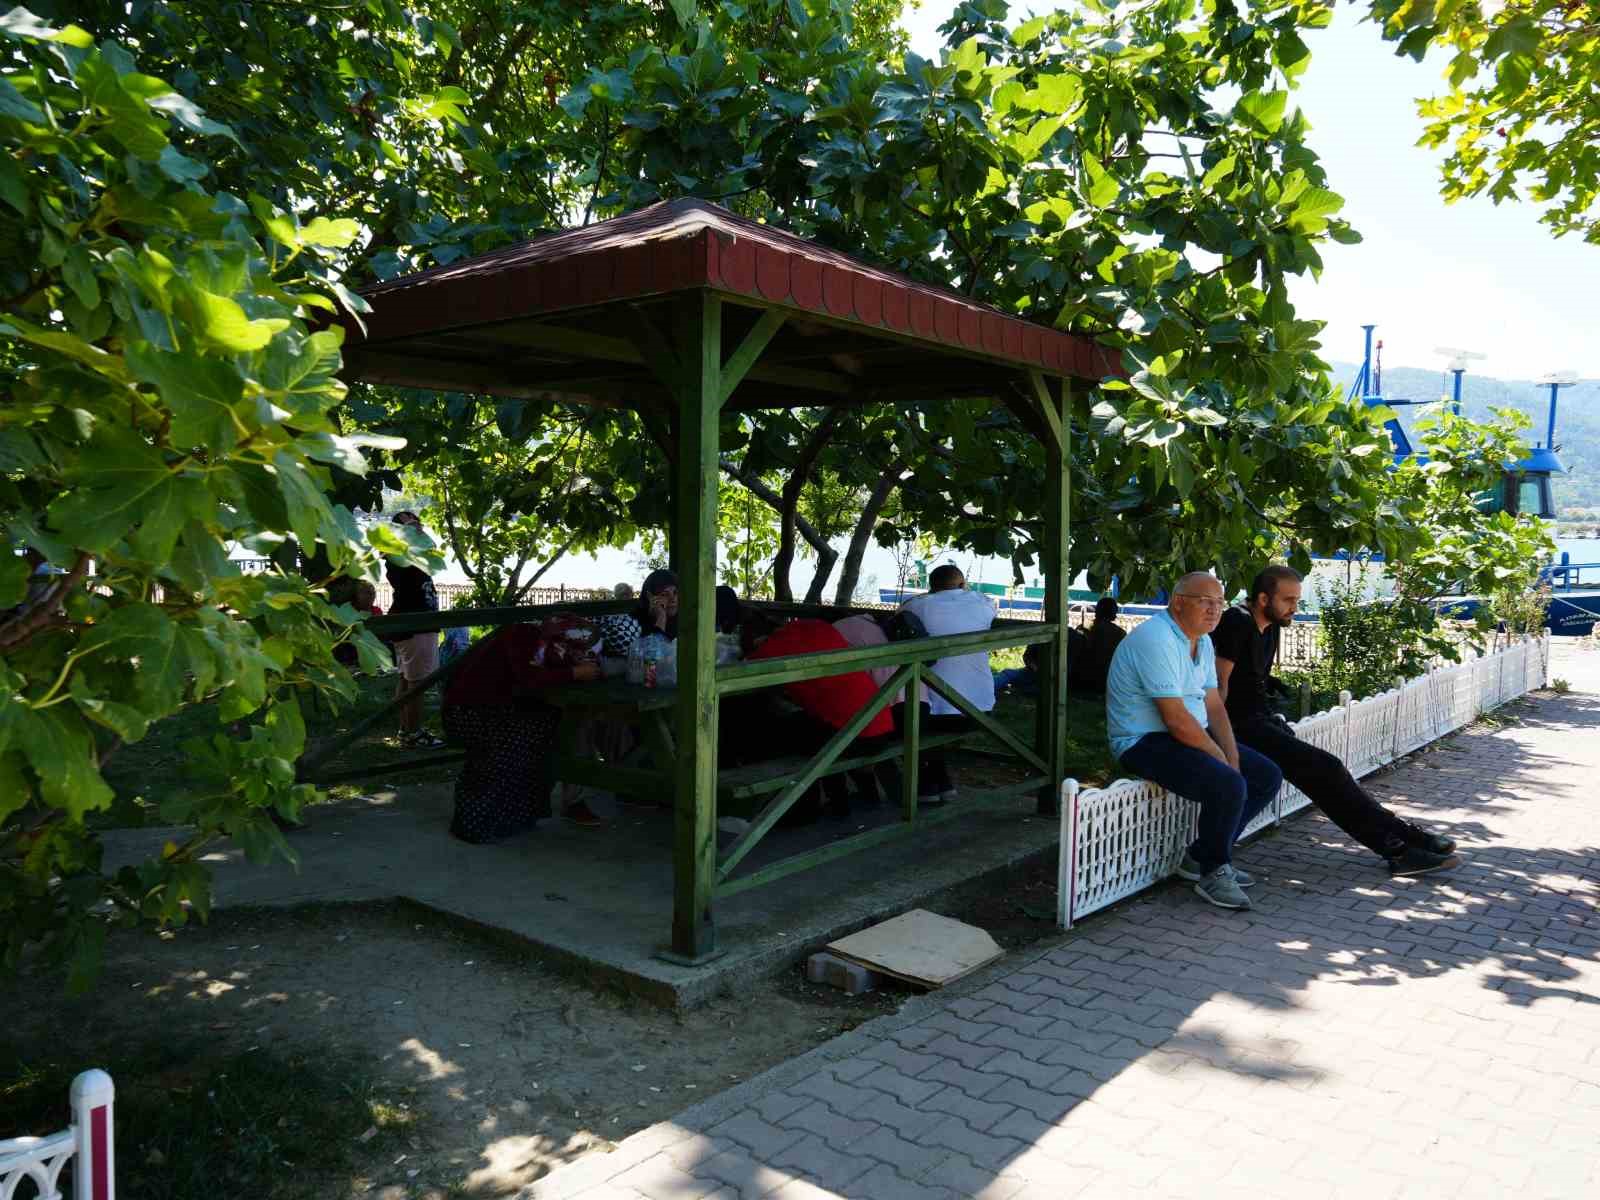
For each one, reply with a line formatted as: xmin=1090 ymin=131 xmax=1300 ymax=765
xmin=1350 ymin=326 xmax=1598 ymax=637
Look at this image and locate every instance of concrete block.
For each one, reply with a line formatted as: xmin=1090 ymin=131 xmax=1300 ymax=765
xmin=806 ymin=951 xmax=879 ymax=995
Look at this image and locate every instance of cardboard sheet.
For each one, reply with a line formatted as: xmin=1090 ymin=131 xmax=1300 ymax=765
xmin=826 ymin=908 xmax=1003 ymax=989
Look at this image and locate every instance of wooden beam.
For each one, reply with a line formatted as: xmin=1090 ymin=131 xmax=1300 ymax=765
xmin=715 ymin=623 xmax=1056 ymax=694
xmin=921 ymin=671 xmax=1050 ymax=776
xmin=630 ymin=305 xmax=686 ymax=396
xmin=342 ymin=350 xmax=631 ymax=407
xmin=714 ymin=778 xmax=1047 ymax=898
xmin=901 ymin=662 xmax=921 ymax=824
xmin=491 ymin=318 xmax=859 ymax=396
xmin=718 ymin=309 xmax=787 ymax=408
xmin=1037 ymin=375 xmax=1071 ymax=816
xmin=1027 ymin=368 xmax=1066 ymax=453
xmin=665 ymin=292 xmax=724 ymax=965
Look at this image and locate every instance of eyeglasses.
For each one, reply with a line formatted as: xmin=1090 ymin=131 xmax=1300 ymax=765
xmin=1174 ymin=593 xmax=1225 ymax=610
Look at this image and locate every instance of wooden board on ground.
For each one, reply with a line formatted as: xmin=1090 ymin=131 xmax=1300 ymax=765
xmin=825 ymin=908 xmax=1003 ymax=989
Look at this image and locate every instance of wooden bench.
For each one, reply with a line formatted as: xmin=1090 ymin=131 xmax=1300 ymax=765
xmin=716 ymin=730 xmax=973 ymax=803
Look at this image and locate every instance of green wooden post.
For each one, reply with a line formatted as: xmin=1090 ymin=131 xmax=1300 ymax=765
xmin=664 ymin=293 xmax=723 ymax=964
xmin=1033 ymin=373 xmax=1071 ymax=817
xmin=900 ymin=661 xmax=921 ymax=824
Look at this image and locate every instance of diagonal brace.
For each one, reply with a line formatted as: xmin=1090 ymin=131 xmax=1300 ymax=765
xmin=718 ymin=310 xmax=787 ymax=408
xmin=1027 ymin=369 xmax=1065 ymax=454
xmin=717 ymin=662 xmax=913 ymax=880
xmin=922 ymin=669 xmax=1051 ymax=775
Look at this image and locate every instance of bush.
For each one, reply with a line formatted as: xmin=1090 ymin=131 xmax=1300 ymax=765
xmin=1303 ymin=568 xmax=1461 ymax=701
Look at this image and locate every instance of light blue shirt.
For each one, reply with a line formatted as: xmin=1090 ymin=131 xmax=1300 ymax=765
xmin=1105 ymin=609 xmax=1217 ymax=759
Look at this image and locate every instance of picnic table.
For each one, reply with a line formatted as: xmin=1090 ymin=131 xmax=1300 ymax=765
xmin=541 ymin=673 xmax=976 ymax=821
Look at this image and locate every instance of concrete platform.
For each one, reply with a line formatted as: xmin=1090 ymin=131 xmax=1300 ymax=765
xmin=103 ymin=779 xmax=1059 ymax=1007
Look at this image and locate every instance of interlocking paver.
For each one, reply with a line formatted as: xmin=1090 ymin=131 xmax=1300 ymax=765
xmin=525 ymin=666 xmax=1600 ymax=1200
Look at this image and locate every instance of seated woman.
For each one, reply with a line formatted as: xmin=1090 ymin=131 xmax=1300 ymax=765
xmin=741 ymin=613 xmax=897 ymax=820
xmin=440 ymin=621 xmax=600 ymax=843
xmin=638 ymin=569 xmax=679 ymax=639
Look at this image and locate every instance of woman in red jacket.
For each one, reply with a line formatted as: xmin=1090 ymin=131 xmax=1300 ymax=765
xmin=441 ymin=623 xmax=599 ymax=843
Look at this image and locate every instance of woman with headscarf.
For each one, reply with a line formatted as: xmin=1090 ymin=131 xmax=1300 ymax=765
xmin=440 ymin=621 xmax=600 ymax=843
xmin=637 ymin=568 xmax=680 ymax=639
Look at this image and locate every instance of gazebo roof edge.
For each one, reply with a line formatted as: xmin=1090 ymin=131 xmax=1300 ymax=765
xmin=346 ymin=198 xmax=1124 ymax=382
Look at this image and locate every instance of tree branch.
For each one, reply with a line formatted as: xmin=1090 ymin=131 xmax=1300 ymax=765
xmin=719 ymin=457 xmax=838 ymax=593
xmin=770 ymin=410 xmax=843 ymax=602
xmin=832 ymin=457 xmax=909 ymax=605
xmin=0 ymin=553 xmax=90 ymax=655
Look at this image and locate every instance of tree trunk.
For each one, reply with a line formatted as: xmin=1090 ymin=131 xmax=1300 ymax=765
xmin=507 ymin=533 xmax=582 ymax=604
xmin=719 ymin=457 xmax=837 ymax=601
xmin=769 ymin=410 xmax=843 ymax=602
xmin=831 ymin=458 xmax=908 ymax=606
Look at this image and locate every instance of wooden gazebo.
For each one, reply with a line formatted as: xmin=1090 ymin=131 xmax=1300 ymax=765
xmin=336 ymin=198 xmax=1119 ymax=963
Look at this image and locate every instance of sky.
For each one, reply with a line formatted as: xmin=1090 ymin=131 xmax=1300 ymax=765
xmin=902 ymin=2 xmax=1598 ymax=382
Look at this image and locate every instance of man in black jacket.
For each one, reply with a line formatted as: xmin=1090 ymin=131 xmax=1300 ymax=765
xmin=1212 ymin=565 xmax=1458 ymax=876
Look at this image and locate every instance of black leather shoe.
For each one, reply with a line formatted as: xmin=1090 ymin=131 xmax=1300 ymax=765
xmin=1403 ymin=824 xmax=1458 ymax=856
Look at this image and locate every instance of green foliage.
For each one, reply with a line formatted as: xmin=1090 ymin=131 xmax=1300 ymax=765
xmin=1304 ymin=569 xmax=1458 ymax=701
xmin=1369 ymin=0 xmax=1600 ymax=243
xmin=0 ymin=11 xmax=431 ymax=986
xmin=1380 ymin=405 xmax=1554 ymax=603
xmin=1489 ymin=580 xmax=1553 ymax=637
xmin=388 ymin=395 xmax=638 ymax=606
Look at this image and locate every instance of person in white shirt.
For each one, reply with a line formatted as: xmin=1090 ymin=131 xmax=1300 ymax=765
xmin=899 ymin=565 xmax=997 ymax=801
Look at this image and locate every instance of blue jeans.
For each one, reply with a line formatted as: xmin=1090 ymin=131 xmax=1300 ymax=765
xmin=1118 ymin=733 xmax=1282 ymax=873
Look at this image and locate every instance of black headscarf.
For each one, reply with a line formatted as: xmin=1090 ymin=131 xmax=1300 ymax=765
xmin=637 ymin=568 xmax=680 ymax=640
xmin=715 ymin=585 xmax=740 ymax=634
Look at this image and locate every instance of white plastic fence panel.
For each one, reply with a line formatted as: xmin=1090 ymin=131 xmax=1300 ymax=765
xmin=1439 ymin=660 xmax=1476 ymax=738
xmin=1066 ymin=777 xmax=1195 ymax=921
xmin=1346 ymin=689 xmax=1398 ymax=780
xmin=0 ymin=1069 xmax=113 ymax=1200
xmin=1059 ymin=638 xmax=1547 ymax=929
xmin=1278 ymin=705 xmax=1346 ymax=818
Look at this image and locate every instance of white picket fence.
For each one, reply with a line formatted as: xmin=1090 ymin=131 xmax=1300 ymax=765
xmin=1056 ymin=634 xmax=1550 ymax=927
xmin=0 ymin=1070 xmax=114 ymax=1200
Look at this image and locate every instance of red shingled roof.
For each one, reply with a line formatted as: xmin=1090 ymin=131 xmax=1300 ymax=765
xmin=349 ymin=198 xmax=1121 ymax=381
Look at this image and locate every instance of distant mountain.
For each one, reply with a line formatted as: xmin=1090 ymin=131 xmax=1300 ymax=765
xmin=1328 ymin=361 xmax=1600 ymax=516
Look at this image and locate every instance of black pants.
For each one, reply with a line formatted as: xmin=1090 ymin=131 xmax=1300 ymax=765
xmin=778 ymin=712 xmax=897 ymax=822
xmin=1233 ymin=715 xmax=1410 ymax=856
xmin=893 ymin=705 xmax=973 ymax=796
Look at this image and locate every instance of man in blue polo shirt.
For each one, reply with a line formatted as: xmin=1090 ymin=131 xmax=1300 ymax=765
xmin=1106 ymin=572 xmax=1281 ymax=910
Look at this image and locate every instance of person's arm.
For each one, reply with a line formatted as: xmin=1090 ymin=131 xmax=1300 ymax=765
xmin=1214 ymin=655 xmax=1236 ymax=703
xmin=1153 ymin=696 xmax=1229 ymax=763
xmin=1204 ymin=688 xmax=1241 ymax=770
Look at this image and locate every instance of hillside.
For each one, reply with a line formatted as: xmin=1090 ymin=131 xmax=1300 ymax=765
xmin=1329 ymin=361 xmax=1600 ymax=516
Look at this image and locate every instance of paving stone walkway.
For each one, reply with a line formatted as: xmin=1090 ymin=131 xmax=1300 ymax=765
xmin=526 ymin=657 xmax=1600 ymax=1200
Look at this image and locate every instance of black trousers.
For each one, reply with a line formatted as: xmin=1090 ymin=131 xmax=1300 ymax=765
xmin=893 ymin=705 xmax=973 ymax=796
xmin=1233 ymin=715 xmax=1410 ymax=856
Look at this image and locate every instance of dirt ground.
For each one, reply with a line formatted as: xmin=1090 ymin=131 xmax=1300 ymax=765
xmin=3 ymin=854 xmax=1063 ymax=1198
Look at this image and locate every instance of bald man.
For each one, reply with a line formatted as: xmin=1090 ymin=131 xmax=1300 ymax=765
xmin=1106 ymin=572 xmax=1281 ymax=910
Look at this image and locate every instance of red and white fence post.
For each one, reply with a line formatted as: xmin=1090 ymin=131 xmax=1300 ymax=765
xmin=71 ymin=1069 xmax=115 ymax=1200
xmin=0 ymin=1069 xmax=113 ymax=1200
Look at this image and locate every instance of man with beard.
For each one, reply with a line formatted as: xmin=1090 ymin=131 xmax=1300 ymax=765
xmin=1212 ymin=565 xmax=1459 ymax=876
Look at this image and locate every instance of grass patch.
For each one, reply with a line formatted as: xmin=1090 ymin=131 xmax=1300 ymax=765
xmin=1 ymin=1036 xmax=414 ymax=1200
xmin=981 ymin=691 xmax=1117 ymax=786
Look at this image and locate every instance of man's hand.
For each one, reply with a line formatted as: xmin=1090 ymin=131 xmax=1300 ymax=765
xmin=1153 ymin=696 xmax=1228 ymax=763
xmin=572 ymin=662 xmax=601 ymax=682
xmin=1204 ymin=688 xmax=1241 ymax=771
